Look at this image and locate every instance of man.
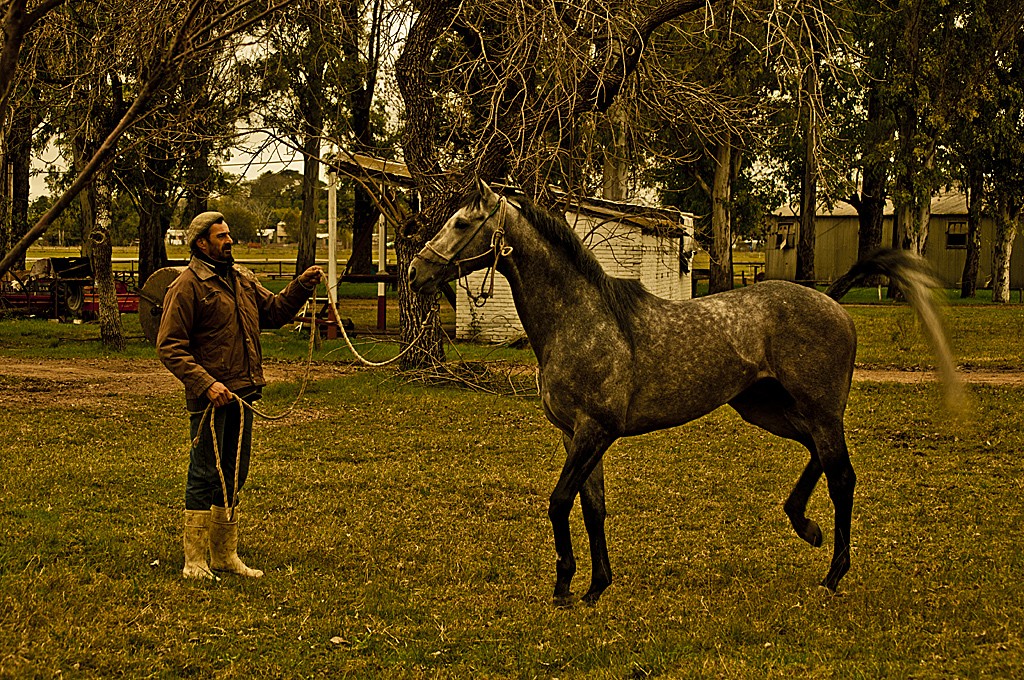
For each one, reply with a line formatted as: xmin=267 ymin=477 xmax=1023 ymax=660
xmin=157 ymin=211 xmax=322 ymax=580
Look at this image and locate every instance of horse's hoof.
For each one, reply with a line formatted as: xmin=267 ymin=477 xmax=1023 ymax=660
xmin=820 ymin=566 xmax=847 ymax=592
xmin=802 ymin=520 xmax=823 ymax=548
xmin=552 ymin=593 xmax=575 ymax=609
xmin=581 ymin=591 xmax=602 ymax=607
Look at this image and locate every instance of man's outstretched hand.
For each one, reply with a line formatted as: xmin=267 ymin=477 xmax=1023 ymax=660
xmin=298 ymin=266 xmax=324 ymax=289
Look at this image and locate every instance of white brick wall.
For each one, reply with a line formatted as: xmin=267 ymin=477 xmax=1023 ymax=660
xmin=455 ymin=211 xmax=691 ymax=342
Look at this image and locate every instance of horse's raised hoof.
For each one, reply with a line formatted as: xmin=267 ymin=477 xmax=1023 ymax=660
xmin=800 ymin=520 xmax=823 ymax=548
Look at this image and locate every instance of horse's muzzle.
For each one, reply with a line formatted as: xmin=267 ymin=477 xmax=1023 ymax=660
xmin=408 ymin=256 xmax=444 ymax=295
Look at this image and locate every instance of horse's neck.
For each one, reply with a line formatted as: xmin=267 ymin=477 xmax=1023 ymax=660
xmin=499 ymin=215 xmax=609 ymax=358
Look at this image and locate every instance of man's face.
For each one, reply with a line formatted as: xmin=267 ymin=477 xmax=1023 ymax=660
xmin=198 ymin=222 xmax=233 ymax=261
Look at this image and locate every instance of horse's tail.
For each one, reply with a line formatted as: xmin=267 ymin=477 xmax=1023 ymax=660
xmin=826 ymin=249 xmax=964 ymax=412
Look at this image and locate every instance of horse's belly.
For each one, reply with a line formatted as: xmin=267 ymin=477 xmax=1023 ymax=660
xmin=624 ymin=381 xmax=743 ymax=435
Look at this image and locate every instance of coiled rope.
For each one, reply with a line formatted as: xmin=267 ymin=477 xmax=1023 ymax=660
xmin=188 ymin=273 xmax=439 ymax=517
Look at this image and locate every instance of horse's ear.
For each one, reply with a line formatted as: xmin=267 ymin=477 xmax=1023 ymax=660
xmin=476 ymin=177 xmax=495 ymax=202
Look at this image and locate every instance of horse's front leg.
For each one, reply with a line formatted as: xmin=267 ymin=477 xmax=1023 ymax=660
xmin=549 ymin=424 xmax=614 ymax=607
xmin=580 ymin=458 xmax=611 ymax=604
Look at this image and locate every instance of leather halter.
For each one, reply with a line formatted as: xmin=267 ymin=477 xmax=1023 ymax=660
xmin=419 ymin=197 xmax=515 ymax=306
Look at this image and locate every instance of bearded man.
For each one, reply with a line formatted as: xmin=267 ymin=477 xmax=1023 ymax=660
xmin=157 ymin=211 xmax=322 ymax=579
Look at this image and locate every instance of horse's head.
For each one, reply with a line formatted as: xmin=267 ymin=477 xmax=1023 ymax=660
xmin=408 ymin=179 xmax=508 ymax=295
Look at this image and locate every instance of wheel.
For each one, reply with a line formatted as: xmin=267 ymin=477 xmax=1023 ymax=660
xmin=138 ymin=266 xmax=186 ymax=344
xmin=56 ymin=281 xmax=84 ymax=320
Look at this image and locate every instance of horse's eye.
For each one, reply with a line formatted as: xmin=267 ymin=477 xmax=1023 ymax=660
xmin=454 ymin=218 xmax=473 ymax=231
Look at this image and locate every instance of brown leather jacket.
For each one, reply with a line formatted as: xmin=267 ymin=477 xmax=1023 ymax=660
xmin=157 ymin=258 xmax=312 ymax=402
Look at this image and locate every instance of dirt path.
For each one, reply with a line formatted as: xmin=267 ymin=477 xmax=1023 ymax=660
xmin=0 ymin=356 xmax=356 ymax=406
xmin=0 ymin=356 xmax=1021 ymax=407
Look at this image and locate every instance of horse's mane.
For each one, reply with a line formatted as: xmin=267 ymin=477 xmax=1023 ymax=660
xmin=465 ymin=188 xmax=650 ymax=349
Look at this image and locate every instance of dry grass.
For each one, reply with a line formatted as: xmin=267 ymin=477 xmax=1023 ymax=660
xmin=1 ymin=366 xmax=1022 ymax=677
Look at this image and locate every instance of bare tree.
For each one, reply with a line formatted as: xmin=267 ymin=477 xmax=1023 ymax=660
xmin=393 ymin=0 xmax=725 ymax=366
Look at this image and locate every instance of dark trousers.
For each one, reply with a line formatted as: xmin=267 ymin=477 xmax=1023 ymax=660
xmin=185 ymin=394 xmax=256 ymax=510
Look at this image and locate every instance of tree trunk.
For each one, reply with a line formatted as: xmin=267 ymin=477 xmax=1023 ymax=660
xmin=708 ymin=140 xmax=733 ymax=294
xmin=137 ymin=189 xmax=171 ymax=286
xmin=602 ymin=103 xmax=628 ymax=202
xmin=395 ymin=211 xmax=445 ymax=370
xmin=991 ymin=195 xmax=1017 ymax=304
xmin=295 ymin=132 xmax=320 ymax=275
xmin=796 ymin=64 xmax=818 ymax=285
xmin=3 ymin=104 xmax=32 ymax=271
xmin=394 ymin=2 xmax=461 ymax=367
xmin=894 ymin=189 xmax=931 ymax=257
xmin=855 ymin=85 xmax=889 ymax=263
xmin=852 ymin=170 xmax=887 ymax=287
xmin=136 ymin=142 xmax=175 ymax=286
xmin=960 ymin=166 xmax=982 ymax=298
xmin=0 ymin=150 xmax=9 ymax=260
xmin=913 ymin=187 xmax=931 ymax=256
xmin=89 ymin=176 xmax=125 ymax=350
xmin=347 ymin=80 xmax=380 ymax=276
xmin=71 ymin=140 xmax=97 ymax=258
xmin=856 ymin=178 xmax=888 ymax=260
xmin=349 ymin=185 xmax=378 ymax=275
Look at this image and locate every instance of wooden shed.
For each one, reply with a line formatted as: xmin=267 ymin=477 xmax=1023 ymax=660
xmin=765 ymin=192 xmax=1024 ymax=288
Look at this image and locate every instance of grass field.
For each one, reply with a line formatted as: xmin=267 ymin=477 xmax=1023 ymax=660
xmin=1 ymin=291 xmax=1024 ymax=677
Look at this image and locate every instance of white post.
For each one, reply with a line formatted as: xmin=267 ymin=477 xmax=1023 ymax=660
xmin=377 ymin=215 xmax=387 ymax=330
xmin=327 ymin=167 xmax=338 ymax=295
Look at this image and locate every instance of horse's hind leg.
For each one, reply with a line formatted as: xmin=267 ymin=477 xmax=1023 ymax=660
xmin=580 ymin=458 xmax=612 ymax=604
xmin=731 ymin=381 xmax=855 ymax=589
xmin=729 ymin=385 xmax=825 ymax=548
xmin=784 ymin=454 xmax=825 ymax=548
xmin=813 ymin=421 xmax=856 ymax=591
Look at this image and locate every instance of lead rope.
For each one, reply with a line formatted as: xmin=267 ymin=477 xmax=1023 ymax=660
xmin=189 ymin=273 xmax=439 ymax=516
xmin=321 ymin=276 xmax=437 ymax=368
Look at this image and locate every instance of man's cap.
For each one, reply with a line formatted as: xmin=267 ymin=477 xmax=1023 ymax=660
xmin=185 ymin=211 xmax=225 ymax=249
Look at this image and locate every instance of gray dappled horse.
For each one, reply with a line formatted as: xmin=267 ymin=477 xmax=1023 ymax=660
xmin=408 ymin=180 xmax=959 ymax=606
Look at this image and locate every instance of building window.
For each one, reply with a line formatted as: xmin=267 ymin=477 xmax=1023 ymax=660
xmin=946 ymin=222 xmax=968 ymax=249
xmin=772 ymin=222 xmax=796 ymax=250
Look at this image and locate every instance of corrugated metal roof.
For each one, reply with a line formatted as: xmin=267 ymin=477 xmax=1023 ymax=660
xmin=773 ymin=191 xmax=968 ymax=218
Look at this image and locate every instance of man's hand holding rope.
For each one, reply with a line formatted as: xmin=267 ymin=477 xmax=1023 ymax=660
xmin=205 ymin=381 xmax=234 ymax=407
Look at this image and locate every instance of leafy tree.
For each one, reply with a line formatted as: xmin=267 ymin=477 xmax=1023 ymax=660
xmin=984 ymin=28 xmax=1024 ymax=302
xmin=335 ymin=0 xmax=398 ymax=275
xmin=642 ymin=10 xmax=782 ymax=292
xmin=253 ymin=0 xmax=345 ymax=274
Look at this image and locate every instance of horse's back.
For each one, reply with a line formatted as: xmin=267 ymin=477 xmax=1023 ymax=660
xmin=641 ymin=280 xmax=854 ymax=359
xmin=622 ymin=281 xmax=856 ymax=433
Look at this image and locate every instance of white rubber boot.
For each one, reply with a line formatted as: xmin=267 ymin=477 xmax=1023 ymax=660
xmin=183 ymin=510 xmax=214 ymax=580
xmin=209 ymin=505 xmax=264 ymax=578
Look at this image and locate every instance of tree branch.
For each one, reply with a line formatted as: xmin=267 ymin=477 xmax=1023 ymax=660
xmin=578 ymin=0 xmax=715 ymax=115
